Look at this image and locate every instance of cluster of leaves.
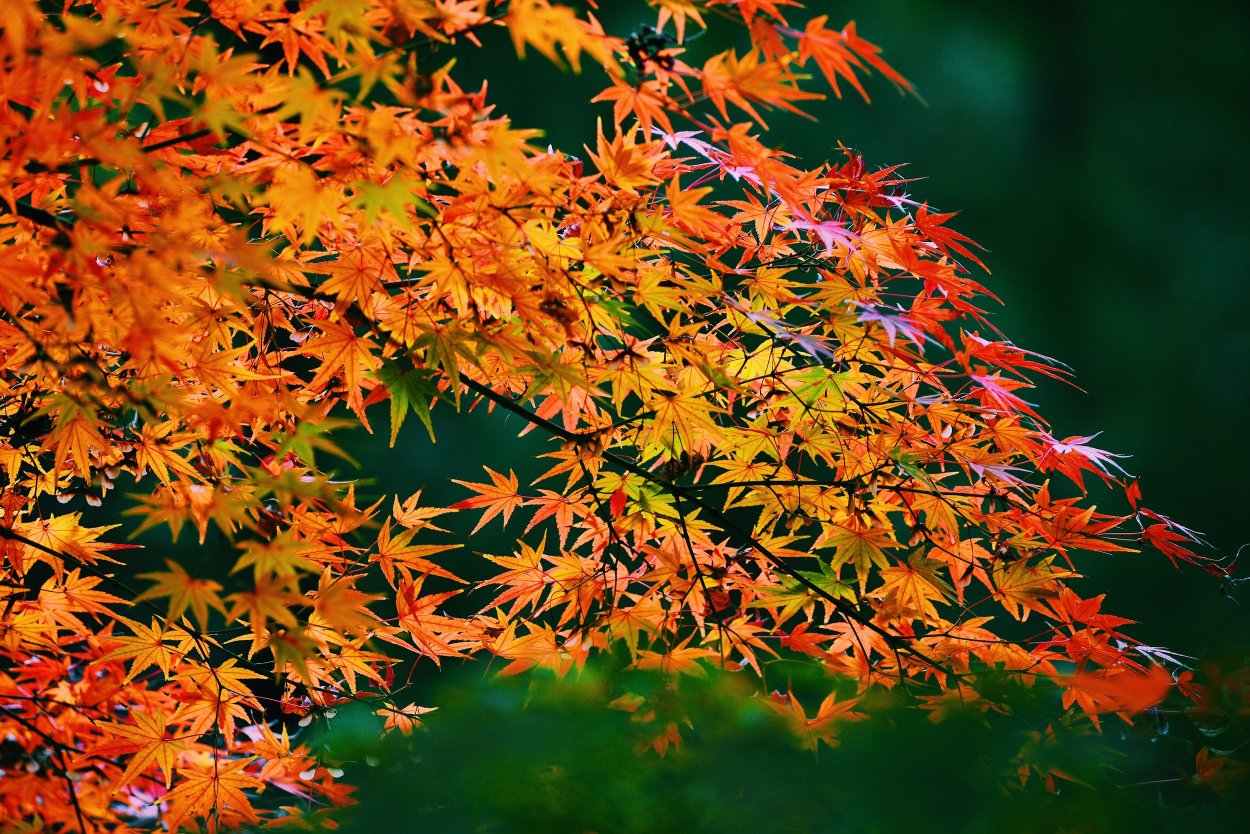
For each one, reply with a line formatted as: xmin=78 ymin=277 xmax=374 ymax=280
xmin=0 ymin=0 xmax=1238 ymax=831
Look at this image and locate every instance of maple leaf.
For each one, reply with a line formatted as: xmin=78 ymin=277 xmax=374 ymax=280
xmin=311 ymin=569 xmax=384 ymax=633
xmin=300 ymin=318 xmax=384 ymax=421
xmin=969 ymin=373 xmax=1041 ymax=419
xmin=36 ymin=567 xmax=127 ymax=631
xmin=233 ymin=529 xmax=317 ymax=580
xmin=396 ymin=575 xmax=471 ymax=662
xmin=14 ymin=513 xmax=131 ymax=570
xmin=172 ymin=658 xmax=266 ymax=745
xmin=877 ymin=554 xmax=953 ymax=621
xmin=127 ymin=482 xmax=260 ymax=544
xmin=313 ymin=245 xmax=396 ymax=305
xmin=588 ymin=121 xmax=662 ymax=194
xmin=991 ymin=557 xmax=1079 ymax=622
xmin=42 ymin=405 xmax=118 ymax=481
xmin=775 ymin=689 xmax=864 ymax=749
xmin=391 ymin=490 xmax=455 ymax=531
xmin=1060 ymin=665 xmax=1172 ymax=722
xmin=639 ymin=388 xmax=725 ymax=457
xmin=131 ymin=421 xmax=201 ymax=486
xmin=854 ymin=302 xmax=928 ymax=349
xmin=751 ymin=560 xmax=856 ymax=625
xmin=506 ymin=0 xmax=602 ymax=71
xmin=264 ymin=165 xmax=345 ymax=244
xmin=381 ymin=702 xmax=438 ymax=735
xmin=779 ymin=621 xmax=831 ymax=657
xmin=94 ymin=616 xmax=198 ymax=683
xmin=374 ymin=360 xmax=438 ymax=445
xmin=819 ymin=525 xmax=898 ymax=593
xmin=136 ymin=559 xmax=227 ymax=631
xmin=523 ymin=489 xmax=583 ymax=548
xmin=264 ymin=626 xmax=323 ymax=684
xmin=796 ymin=17 xmax=912 ymax=103
xmin=225 ymin=573 xmax=304 ymax=647
xmin=373 ymin=519 xmax=461 ymax=585
xmin=593 ymin=77 xmax=677 ymax=136
xmin=451 ymin=468 xmax=525 ymax=533
xmin=89 ymin=708 xmax=188 ymax=788
xmin=160 ymin=756 xmax=262 ymax=833
xmin=1037 ymin=432 xmax=1131 ymax=489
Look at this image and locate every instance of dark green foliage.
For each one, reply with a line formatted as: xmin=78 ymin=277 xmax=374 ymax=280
xmin=318 ymin=660 xmax=1248 ymax=834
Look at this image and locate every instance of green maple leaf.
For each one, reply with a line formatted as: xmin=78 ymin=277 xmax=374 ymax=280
xmin=376 ymin=360 xmax=438 ymax=446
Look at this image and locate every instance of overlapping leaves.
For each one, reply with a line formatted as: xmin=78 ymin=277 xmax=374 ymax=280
xmin=0 ymin=1 xmax=1232 ymax=831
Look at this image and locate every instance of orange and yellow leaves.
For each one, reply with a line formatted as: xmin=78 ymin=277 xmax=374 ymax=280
xmin=483 ymin=539 xmax=554 ymax=615
xmin=380 ymin=701 xmax=438 ymax=735
xmin=43 ymin=406 xmax=118 ymax=481
xmin=36 ymin=568 xmax=127 ymax=631
xmin=876 ymin=554 xmax=952 ymax=621
xmin=1059 ymin=665 xmax=1172 ymax=722
xmin=710 ymin=616 xmax=777 ymax=674
xmin=485 ymin=615 xmax=587 ymax=677
xmin=310 ymin=569 xmax=383 ymax=633
xmin=483 ymin=536 xmax=608 ymax=627
xmin=593 ymin=77 xmax=677 ymax=136
xmin=14 ymin=513 xmax=130 ymax=570
xmin=233 ymin=530 xmax=317 ymax=581
xmin=261 ymin=13 xmax=339 ymax=77
xmin=128 ymin=481 xmax=259 ymax=544
xmin=392 ymin=490 xmax=455 ymax=531
xmin=0 ymin=2 xmax=1223 ymax=830
xmin=131 ymin=421 xmax=200 ymax=486
xmin=505 ymin=0 xmax=616 ymax=73
xmin=263 ymin=165 xmax=346 ymax=245
xmin=226 ymin=574 xmax=304 ymax=644
xmin=172 ymin=659 xmax=266 ymax=745
xmin=639 ymin=388 xmax=725 ymax=457
xmin=588 ymin=122 xmax=663 ymax=194
xmin=774 ymin=689 xmax=864 ymax=749
xmin=654 ymin=0 xmax=707 ymax=43
xmin=749 ymin=568 xmax=853 ymax=627
xmin=314 ymin=245 xmax=396 ymax=305
xmin=524 ymin=489 xmax=582 ymax=548
xmin=395 ymin=574 xmax=471 ymax=662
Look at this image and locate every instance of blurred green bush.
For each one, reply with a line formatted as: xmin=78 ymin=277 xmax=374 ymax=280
xmin=312 ymin=656 xmax=1249 ymax=834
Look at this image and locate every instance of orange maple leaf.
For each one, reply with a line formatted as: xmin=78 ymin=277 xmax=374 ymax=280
xmin=451 ymin=467 xmax=525 ymax=533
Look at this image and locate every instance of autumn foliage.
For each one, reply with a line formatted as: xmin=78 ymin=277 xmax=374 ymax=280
xmin=0 ymin=1 xmax=1239 ymax=831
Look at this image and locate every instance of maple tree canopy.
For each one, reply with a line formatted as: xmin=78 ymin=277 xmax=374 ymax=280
xmin=0 ymin=1 xmax=1242 ymax=831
